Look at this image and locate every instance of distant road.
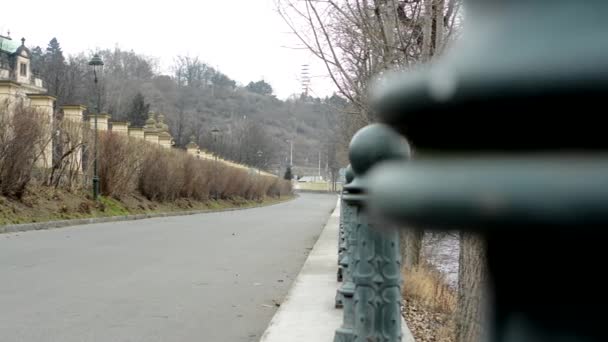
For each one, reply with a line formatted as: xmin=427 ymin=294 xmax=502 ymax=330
xmin=0 ymin=193 xmax=336 ymax=342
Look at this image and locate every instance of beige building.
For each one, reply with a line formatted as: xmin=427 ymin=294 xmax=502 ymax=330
xmin=1 ymin=34 xmax=53 ymax=167
xmin=0 ymin=35 xmax=46 ymax=105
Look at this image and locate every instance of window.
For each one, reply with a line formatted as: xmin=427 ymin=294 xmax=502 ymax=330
xmin=20 ymin=62 xmax=27 ymax=77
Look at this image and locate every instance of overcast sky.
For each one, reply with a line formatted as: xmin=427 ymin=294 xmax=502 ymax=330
xmin=1 ymin=0 xmax=336 ymax=99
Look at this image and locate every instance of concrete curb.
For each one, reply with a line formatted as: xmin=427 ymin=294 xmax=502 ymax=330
xmin=294 ymin=190 xmax=340 ymax=194
xmin=259 ymin=199 xmax=415 ymax=342
xmin=0 ymin=195 xmax=297 ymax=235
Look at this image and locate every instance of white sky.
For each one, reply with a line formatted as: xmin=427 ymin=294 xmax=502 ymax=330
xmin=0 ymin=0 xmax=336 ymax=99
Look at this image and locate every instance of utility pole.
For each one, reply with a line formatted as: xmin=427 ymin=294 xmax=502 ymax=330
xmin=318 ymin=150 xmax=321 ymax=180
xmin=290 ymin=140 xmax=293 ymax=166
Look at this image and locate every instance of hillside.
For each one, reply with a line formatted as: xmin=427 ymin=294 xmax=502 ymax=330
xmin=28 ymin=40 xmax=348 ymax=177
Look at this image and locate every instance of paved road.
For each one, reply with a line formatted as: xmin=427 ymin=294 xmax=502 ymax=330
xmin=0 ymin=193 xmax=337 ymax=342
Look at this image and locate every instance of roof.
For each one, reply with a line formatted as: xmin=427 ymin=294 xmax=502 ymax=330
xmin=0 ymin=36 xmax=20 ymax=54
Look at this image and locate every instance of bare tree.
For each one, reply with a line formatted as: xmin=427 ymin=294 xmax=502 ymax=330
xmin=0 ymin=102 xmax=51 ymax=199
xmin=47 ymin=115 xmax=87 ymax=189
xmin=278 ymin=0 xmax=461 ymax=124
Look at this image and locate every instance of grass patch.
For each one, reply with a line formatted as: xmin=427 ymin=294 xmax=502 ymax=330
xmin=97 ymin=196 xmax=130 ymax=217
xmin=0 ymin=185 xmax=294 ymax=228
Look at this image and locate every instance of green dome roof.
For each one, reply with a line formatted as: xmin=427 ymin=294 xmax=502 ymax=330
xmin=0 ymin=36 xmax=19 ymax=54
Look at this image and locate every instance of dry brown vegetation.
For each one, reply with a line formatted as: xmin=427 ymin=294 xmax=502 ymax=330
xmin=96 ymin=133 xmax=291 ymax=201
xmin=0 ymin=105 xmax=292 ymax=224
xmin=403 ymin=262 xmax=457 ymax=342
xmin=0 ymin=103 xmax=50 ymax=199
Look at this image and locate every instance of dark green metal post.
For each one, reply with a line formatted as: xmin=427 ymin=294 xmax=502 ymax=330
xmin=335 ymin=169 xmax=356 ymax=341
xmin=88 ymin=54 xmax=103 ymax=201
xmin=365 ymin=0 xmax=608 ymax=341
xmin=335 ymin=124 xmax=410 ymax=342
xmin=336 ymin=166 xmax=354 ymax=309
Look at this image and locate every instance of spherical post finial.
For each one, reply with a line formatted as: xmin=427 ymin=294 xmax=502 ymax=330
xmin=345 ymin=165 xmax=355 ymax=184
xmin=348 ymin=123 xmax=411 ymax=176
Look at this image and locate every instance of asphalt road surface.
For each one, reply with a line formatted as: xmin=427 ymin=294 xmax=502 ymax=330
xmin=0 ymin=193 xmax=337 ymax=342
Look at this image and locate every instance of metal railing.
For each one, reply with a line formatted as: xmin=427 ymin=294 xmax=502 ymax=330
xmin=334 ymin=125 xmax=411 ymax=341
xmin=333 ymin=0 xmax=608 ymax=340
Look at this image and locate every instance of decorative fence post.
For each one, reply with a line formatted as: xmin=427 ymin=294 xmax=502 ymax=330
xmin=335 ymin=124 xmax=410 ymax=342
xmin=336 ymin=166 xmax=354 ymax=309
xmin=362 ymin=0 xmax=608 ymax=341
xmin=335 ymin=167 xmax=356 ymax=340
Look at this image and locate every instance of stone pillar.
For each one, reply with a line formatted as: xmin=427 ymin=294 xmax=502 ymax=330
xmin=60 ymin=105 xmax=86 ymax=174
xmin=186 ymin=136 xmax=200 ymax=157
xmin=111 ymin=121 xmax=129 ymax=136
xmin=61 ymin=105 xmax=86 ymax=123
xmin=144 ymin=112 xmax=159 ymax=145
xmin=0 ymin=80 xmax=21 ymax=113
xmin=158 ymin=132 xmax=172 ymax=148
xmin=27 ymin=94 xmax=56 ymax=169
xmin=144 ymin=131 xmax=159 ymax=144
xmin=88 ymin=113 xmax=111 ymax=131
xmin=128 ymin=127 xmax=144 ymax=140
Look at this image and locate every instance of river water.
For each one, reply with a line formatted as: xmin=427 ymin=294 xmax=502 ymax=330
xmin=422 ymin=232 xmax=460 ymax=288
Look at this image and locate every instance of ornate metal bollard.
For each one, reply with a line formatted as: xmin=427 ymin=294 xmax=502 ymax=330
xmin=336 ymin=166 xmax=355 ymax=308
xmin=365 ymin=0 xmax=608 ymax=341
xmin=335 ymin=167 xmax=357 ymax=340
xmin=334 ymin=124 xmax=410 ymax=342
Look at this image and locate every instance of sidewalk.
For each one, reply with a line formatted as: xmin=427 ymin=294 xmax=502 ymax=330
xmin=259 ymin=199 xmax=415 ymax=342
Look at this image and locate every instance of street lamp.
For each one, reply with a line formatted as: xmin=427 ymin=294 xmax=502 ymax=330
xmin=211 ymin=127 xmax=221 ymax=199
xmin=286 ymin=139 xmax=293 ymax=167
xmin=211 ymin=127 xmax=220 ymax=160
xmin=88 ymin=53 xmax=104 ymax=200
xmin=256 ymin=150 xmax=263 ymax=174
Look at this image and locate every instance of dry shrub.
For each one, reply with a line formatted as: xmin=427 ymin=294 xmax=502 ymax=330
xmin=180 ymin=155 xmax=212 ymax=200
xmin=268 ymin=177 xmax=292 ymax=197
xmin=138 ymin=148 xmax=176 ymax=201
xmin=48 ymin=116 xmax=87 ymax=189
xmin=403 ymin=262 xmax=456 ymax=314
xmin=0 ymin=102 xmax=293 ymax=203
xmin=0 ymin=102 xmax=49 ymax=199
xmin=98 ymin=132 xmax=144 ymax=198
xmin=94 ymin=130 xmax=292 ymax=202
xmin=403 ymin=263 xmax=457 ymax=342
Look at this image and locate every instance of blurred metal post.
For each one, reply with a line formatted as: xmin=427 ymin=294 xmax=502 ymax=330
xmin=335 ymin=124 xmax=410 ymax=342
xmin=336 ymin=166 xmax=354 ymax=309
xmin=365 ymin=0 xmax=608 ymax=340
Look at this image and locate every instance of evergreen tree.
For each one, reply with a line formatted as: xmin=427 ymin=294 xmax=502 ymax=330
xmin=43 ymin=38 xmax=66 ymax=98
xmin=30 ymin=46 xmax=44 ymax=75
xmin=245 ymin=80 xmax=273 ymax=96
xmin=126 ymin=92 xmax=150 ymax=127
xmin=283 ymin=166 xmax=293 ymax=180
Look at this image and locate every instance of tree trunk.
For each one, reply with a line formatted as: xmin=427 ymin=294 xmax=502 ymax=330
xmin=421 ymin=0 xmax=434 ymax=61
xmin=456 ymin=232 xmax=487 ymax=342
xmin=434 ymin=0 xmax=445 ymax=55
xmin=400 ymin=229 xmax=424 ymax=269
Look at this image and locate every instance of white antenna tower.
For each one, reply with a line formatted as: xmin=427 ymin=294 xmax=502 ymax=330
xmin=301 ymin=64 xmax=311 ymax=96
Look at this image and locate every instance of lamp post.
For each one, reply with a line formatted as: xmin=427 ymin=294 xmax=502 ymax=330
xmin=285 ymin=139 xmax=293 ymax=167
xmin=211 ymin=127 xmax=220 ymax=199
xmin=88 ymin=53 xmax=104 ymax=200
xmin=257 ymin=150 xmax=263 ymax=174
